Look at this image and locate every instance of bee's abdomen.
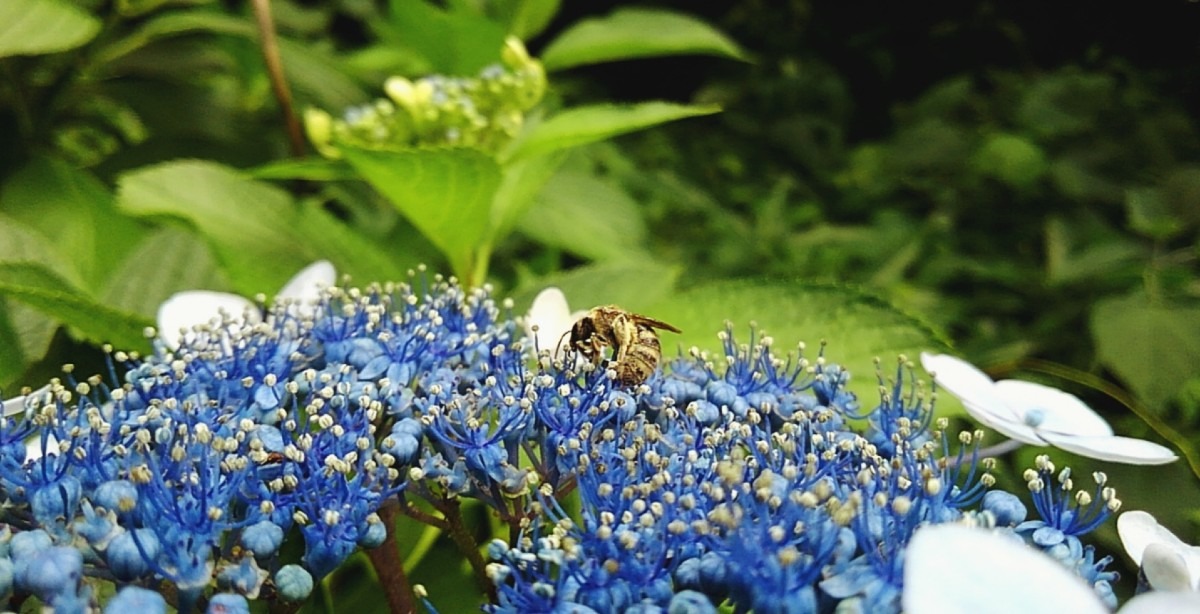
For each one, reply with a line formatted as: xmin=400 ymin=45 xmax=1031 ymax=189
xmin=615 ymin=328 xmax=662 ymax=385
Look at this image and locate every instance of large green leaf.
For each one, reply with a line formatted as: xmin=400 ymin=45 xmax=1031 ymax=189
xmin=0 ymin=215 xmax=80 ymax=378
xmin=508 ymin=261 xmax=681 ymax=315
xmin=541 ymin=7 xmax=746 ymax=71
xmin=1091 ymin=293 xmax=1200 ymax=408
xmin=0 ymin=263 xmax=152 ymax=353
xmin=0 ymin=0 xmax=101 ymax=58
xmin=116 ymin=160 xmax=311 ymax=293
xmin=488 ymin=150 xmax=567 ymax=244
xmin=91 ymin=10 xmax=366 ymax=109
xmin=383 ymin=0 xmax=507 ymax=74
xmin=91 ymin=10 xmax=253 ymax=66
xmin=495 ymin=0 xmax=561 ymax=40
xmin=246 ymin=158 xmax=358 ymax=181
xmin=516 ymin=169 xmax=648 ymax=261
xmin=117 ymin=160 xmax=406 ymax=295
xmin=505 ymin=102 xmax=720 ymax=162
xmin=1 ymin=156 xmax=143 ymax=286
xmin=100 ymin=227 xmax=228 ymax=318
xmin=647 ymin=280 xmax=950 ymax=408
xmin=340 ymin=147 xmax=501 ymax=280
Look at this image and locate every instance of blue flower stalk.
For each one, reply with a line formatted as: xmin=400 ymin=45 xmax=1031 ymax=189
xmin=0 ymin=274 xmax=1130 ymax=612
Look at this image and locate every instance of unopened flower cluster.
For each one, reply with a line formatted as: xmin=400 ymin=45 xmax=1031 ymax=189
xmin=305 ymin=37 xmax=546 ymax=157
xmin=0 ymin=275 xmax=1125 ymax=612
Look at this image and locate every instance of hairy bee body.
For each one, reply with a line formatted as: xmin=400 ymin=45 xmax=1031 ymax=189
xmin=566 ymin=305 xmax=681 ymax=386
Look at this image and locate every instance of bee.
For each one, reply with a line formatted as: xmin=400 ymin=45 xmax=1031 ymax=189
xmin=563 ymin=305 xmax=681 ymax=386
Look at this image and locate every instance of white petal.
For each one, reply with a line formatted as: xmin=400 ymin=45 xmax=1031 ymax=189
xmin=1118 ymin=511 xmax=1200 ymax=588
xmin=904 ymin=524 xmax=1108 ymax=614
xmin=1038 ymin=432 xmax=1178 ymax=465
xmin=525 ymin=288 xmax=579 ymax=357
xmin=920 ymin=353 xmax=1043 ymax=444
xmin=156 ymin=291 xmax=258 ymax=349
xmin=1141 ymin=543 xmax=1195 ymax=592
xmin=994 ymin=380 xmax=1113 ymax=438
xmin=1119 ymin=590 xmax=1200 ymax=614
xmin=277 ymin=260 xmax=336 ymax=303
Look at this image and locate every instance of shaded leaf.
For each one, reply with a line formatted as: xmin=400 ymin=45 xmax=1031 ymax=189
xmin=516 ymin=170 xmax=647 ymax=261
xmin=92 ymin=10 xmax=254 ymax=66
xmin=0 ymin=0 xmax=101 ymax=58
xmin=508 ymin=261 xmax=680 ymax=315
xmin=647 ymin=280 xmax=951 ymax=408
xmin=498 ymin=0 xmax=561 ymax=40
xmin=541 ymin=7 xmax=746 ymax=71
xmin=116 ymin=160 xmax=312 ymax=293
xmin=1092 ymin=294 xmax=1200 ymax=408
xmin=0 ymin=263 xmax=151 ymax=352
xmin=506 ymin=102 xmax=720 ymax=161
xmin=1 ymin=156 xmax=143 ymax=286
xmin=340 ymin=147 xmax=501 ymax=279
xmin=117 ymin=160 xmax=406 ymax=295
xmin=100 ymin=226 xmax=228 ymax=318
xmin=489 ymin=150 xmax=568 ymax=244
xmin=384 ymin=0 xmax=507 ymax=74
xmin=246 ymin=158 xmax=357 ymax=181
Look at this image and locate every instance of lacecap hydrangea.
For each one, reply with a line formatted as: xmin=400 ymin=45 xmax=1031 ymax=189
xmin=0 ymin=273 xmax=1122 ymax=612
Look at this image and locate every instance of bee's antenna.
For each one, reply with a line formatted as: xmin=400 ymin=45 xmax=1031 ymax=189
xmin=555 ymin=329 xmax=573 ymax=358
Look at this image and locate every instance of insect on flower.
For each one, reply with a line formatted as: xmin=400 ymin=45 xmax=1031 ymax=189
xmin=563 ymin=305 xmax=681 ymax=386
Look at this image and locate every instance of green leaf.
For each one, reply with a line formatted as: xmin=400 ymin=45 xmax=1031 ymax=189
xmin=384 ymin=0 xmax=507 ymax=74
xmin=0 ymin=302 xmax=30 ymax=389
xmin=1126 ymin=187 xmax=1188 ymax=241
xmin=245 ymin=158 xmax=358 ymax=181
xmin=100 ymin=226 xmax=228 ymax=318
xmin=91 ymin=10 xmax=253 ymax=66
xmin=340 ymin=147 xmax=501 ymax=280
xmin=971 ymin=132 xmax=1047 ymax=189
xmin=0 ymin=0 xmax=101 ymax=58
xmin=1091 ymin=294 xmax=1200 ymax=408
xmin=508 ymin=261 xmax=680 ymax=315
xmin=506 ymin=102 xmax=720 ymax=162
xmin=116 ymin=160 xmax=312 ymax=294
xmin=488 ymin=150 xmax=567 ymax=243
xmin=541 ymin=7 xmax=747 ymax=71
xmin=0 ymin=263 xmax=152 ymax=352
xmin=647 ymin=280 xmax=950 ymax=407
xmin=116 ymin=161 xmax=411 ymax=296
xmin=516 ymin=169 xmax=647 ymax=261
xmin=0 ymin=214 xmax=85 ymax=381
xmin=497 ymin=0 xmax=561 ymax=40
xmin=1 ymin=156 xmax=143 ymax=286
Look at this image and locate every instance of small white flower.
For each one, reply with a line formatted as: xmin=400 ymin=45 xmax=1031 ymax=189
xmin=1117 ymin=510 xmax=1200 ymax=592
xmin=920 ymin=353 xmax=1177 ymax=465
xmin=905 ymin=523 xmax=1200 ymax=613
xmin=156 ymin=260 xmax=336 ymax=349
xmin=523 ymin=287 xmax=585 ymax=359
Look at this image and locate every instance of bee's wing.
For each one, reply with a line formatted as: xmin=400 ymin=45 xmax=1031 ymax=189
xmin=630 ymin=314 xmax=682 ymax=334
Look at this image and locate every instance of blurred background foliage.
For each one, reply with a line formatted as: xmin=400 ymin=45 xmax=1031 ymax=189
xmin=1 ymin=0 xmax=1198 ymax=610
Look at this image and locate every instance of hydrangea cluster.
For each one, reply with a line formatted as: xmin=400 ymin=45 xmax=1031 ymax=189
xmin=0 ymin=273 xmax=1130 ymax=612
xmin=305 ymin=37 xmax=546 ymax=157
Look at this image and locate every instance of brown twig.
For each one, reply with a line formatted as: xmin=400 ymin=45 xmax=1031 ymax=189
xmin=250 ymin=0 xmax=306 ymax=157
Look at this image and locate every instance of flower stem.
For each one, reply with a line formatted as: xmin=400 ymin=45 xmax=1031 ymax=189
xmin=366 ymin=501 xmax=417 ymax=614
xmin=441 ymin=497 xmax=497 ymax=602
